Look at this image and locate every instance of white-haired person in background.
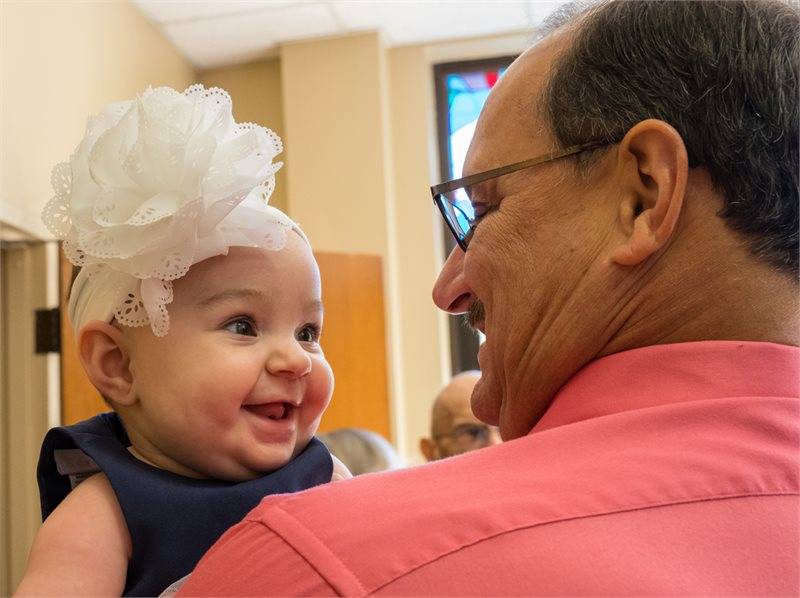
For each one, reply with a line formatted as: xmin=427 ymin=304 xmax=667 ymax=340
xmin=16 ymin=85 xmax=347 ymax=597
xmin=319 ymin=428 xmax=404 ymax=475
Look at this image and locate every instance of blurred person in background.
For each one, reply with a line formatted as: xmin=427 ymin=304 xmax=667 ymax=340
xmin=420 ymin=371 xmax=501 ymax=461
xmin=319 ymin=428 xmax=403 ymax=476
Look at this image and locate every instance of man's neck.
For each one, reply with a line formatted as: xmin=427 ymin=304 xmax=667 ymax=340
xmin=601 ymin=258 xmax=799 ymax=358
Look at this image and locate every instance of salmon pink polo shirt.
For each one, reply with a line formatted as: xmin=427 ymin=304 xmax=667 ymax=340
xmin=180 ymin=341 xmax=800 ymax=596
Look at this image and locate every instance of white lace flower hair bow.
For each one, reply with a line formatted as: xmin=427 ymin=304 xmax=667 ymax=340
xmin=42 ymin=84 xmax=306 ymax=337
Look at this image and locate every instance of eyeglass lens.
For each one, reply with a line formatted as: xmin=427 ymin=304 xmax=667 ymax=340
xmin=438 ymin=188 xmax=474 ymax=240
xmin=452 ymin=423 xmax=496 ymax=446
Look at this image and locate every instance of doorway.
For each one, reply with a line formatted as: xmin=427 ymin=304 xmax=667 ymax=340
xmin=0 ymin=237 xmax=57 ymax=594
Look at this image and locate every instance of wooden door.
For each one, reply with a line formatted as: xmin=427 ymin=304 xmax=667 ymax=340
xmin=60 ymin=254 xmax=104 ymax=424
xmin=59 ymin=251 xmax=391 ymax=439
xmin=314 ymin=252 xmax=390 ymax=439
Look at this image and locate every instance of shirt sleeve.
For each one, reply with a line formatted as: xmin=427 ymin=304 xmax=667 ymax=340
xmin=177 ymin=518 xmax=337 ymax=597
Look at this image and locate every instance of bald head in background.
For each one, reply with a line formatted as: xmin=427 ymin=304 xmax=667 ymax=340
xmin=420 ymin=371 xmax=501 ymax=461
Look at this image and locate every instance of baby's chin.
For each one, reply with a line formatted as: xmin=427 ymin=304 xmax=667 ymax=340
xmin=126 ymin=426 xmax=319 ymax=482
xmin=216 ymin=436 xmax=317 ymax=482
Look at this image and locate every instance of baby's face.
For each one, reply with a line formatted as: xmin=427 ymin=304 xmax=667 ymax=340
xmin=121 ymin=235 xmax=333 ymax=481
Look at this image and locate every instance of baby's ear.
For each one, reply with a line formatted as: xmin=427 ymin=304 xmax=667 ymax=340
xmin=77 ymin=321 xmax=137 ymax=407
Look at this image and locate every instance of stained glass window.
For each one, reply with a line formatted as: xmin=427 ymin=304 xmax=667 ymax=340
xmin=445 ymin=67 xmax=507 ymax=180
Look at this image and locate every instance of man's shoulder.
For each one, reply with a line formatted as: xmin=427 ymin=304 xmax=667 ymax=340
xmin=260 ymin=393 xmax=795 ymax=522
xmin=193 ymin=394 xmax=797 ymax=595
xmin=249 ymin=437 xmax=515 ymax=533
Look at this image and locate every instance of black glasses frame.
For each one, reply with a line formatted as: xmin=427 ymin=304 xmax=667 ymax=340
xmin=434 ymin=422 xmax=499 ymax=445
xmin=431 ymin=142 xmax=604 ymax=251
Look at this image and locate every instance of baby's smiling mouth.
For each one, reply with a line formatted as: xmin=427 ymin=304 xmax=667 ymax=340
xmin=243 ymin=402 xmax=294 ymax=421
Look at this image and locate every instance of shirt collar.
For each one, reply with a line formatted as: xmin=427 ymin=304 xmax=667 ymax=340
xmin=532 ymin=341 xmax=800 ymax=434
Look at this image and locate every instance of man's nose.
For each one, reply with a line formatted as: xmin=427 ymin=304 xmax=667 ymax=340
xmin=432 ymin=246 xmax=472 ymax=314
xmin=266 ymin=339 xmax=312 ymax=380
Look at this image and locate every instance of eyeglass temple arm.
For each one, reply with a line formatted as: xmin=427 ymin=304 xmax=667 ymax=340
xmin=430 ymin=142 xmax=602 ymax=197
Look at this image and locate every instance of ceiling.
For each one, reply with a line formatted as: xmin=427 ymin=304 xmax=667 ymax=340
xmin=133 ymin=0 xmax=567 ymax=70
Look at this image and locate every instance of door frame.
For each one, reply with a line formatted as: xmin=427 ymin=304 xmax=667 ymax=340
xmin=0 ymin=224 xmax=60 ymax=594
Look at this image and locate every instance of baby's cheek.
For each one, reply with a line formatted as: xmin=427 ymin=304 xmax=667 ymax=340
xmin=314 ymin=359 xmax=334 ymax=408
xmin=300 ymin=360 xmax=333 ymax=427
xmin=204 ymin=359 xmax=257 ymax=395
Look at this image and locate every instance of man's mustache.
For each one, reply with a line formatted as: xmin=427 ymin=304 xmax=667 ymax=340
xmin=466 ymin=300 xmax=485 ymax=331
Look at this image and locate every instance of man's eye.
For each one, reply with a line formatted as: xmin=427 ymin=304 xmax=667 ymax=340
xmin=472 ymin=204 xmax=492 ymax=220
xmin=456 ymin=424 xmax=490 ymax=442
xmin=224 ymin=318 xmax=257 ymax=337
xmin=297 ymin=324 xmax=321 ymax=343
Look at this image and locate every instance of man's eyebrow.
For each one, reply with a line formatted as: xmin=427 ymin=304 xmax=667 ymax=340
xmin=198 ymin=288 xmax=265 ymax=308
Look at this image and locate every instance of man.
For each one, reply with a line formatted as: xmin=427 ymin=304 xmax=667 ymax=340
xmin=419 ymin=371 xmax=501 ymax=461
xmin=181 ymin=1 xmax=799 ymax=594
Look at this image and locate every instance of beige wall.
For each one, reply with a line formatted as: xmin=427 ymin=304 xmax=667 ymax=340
xmin=387 ymin=44 xmax=452 ymax=461
xmin=280 ymin=32 xmax=409 ymax=453
xmin=198 ymin=59 xmax=288 ymax=213
xmin=281 ymin=33 xmax=393 ymax=255
xmin=0 ymin=1 xmax=195 ymax=239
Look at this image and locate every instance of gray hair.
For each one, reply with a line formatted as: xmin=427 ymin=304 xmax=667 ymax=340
xmin=318 ymin=428 xmax=403 ymax=476
xmin=542 ymin=0 xmax=799 ymax=274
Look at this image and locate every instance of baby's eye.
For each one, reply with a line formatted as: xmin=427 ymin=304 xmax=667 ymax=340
xmin=296 ymin=324 xmax=321 ymax=344
xmin=224 ymin=318 xmax=257 ymax=337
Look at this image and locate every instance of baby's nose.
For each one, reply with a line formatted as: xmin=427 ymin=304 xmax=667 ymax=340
xmin=265 ymin=339 xmax=312 ymax=379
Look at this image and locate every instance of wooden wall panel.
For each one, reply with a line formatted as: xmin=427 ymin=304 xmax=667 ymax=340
xmin=60 ymin=253 xmax=104 ymax=425
xmin=314 ymin=252 xmax=390 ymax=440
xmin=60 ymin=250 xmax=391 ymax=440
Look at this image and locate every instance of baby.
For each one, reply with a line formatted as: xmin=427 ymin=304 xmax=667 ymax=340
xmin=16 ymin=85 xmax=346 ymax=596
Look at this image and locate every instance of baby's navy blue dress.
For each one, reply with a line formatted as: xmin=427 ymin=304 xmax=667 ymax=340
xmin=37 ymin=412 xmax=333 ymax=596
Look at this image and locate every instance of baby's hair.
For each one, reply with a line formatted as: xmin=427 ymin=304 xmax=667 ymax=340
xmin=68 ymin=265 xmax=81 ymax=301
xmin=68 ymin=264 xmax=112 ymax=406
xmin=318 ymin=428 xmax=403 ymax=475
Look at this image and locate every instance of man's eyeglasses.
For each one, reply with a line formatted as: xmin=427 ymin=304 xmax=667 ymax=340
xmin=430 ymin=142 xmax=604 ymax=251
xmin=436 ymin=422 xmax=498 ymax=447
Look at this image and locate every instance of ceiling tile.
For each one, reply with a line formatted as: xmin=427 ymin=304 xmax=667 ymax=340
xmin=133 ymin=0 xmax=573 ymax=70
xmin=331 ymin=0 xmax=532 ymax=46
xmin=163 ymin=3 xmax=341 ymax=69
xmin=134 ymin=0 xmax=305 ymax=25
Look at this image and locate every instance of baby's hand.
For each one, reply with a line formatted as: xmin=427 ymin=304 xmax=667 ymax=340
xmin=331 ymin=456 xmax=352 ymax=482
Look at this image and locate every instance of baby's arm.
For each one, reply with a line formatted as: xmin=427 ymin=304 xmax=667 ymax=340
xmin=15 ymin=473 xmax=131 ymax=596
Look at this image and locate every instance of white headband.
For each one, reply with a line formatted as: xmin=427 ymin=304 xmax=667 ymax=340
xmin=43 ymin=84 xmax=307 ymax=337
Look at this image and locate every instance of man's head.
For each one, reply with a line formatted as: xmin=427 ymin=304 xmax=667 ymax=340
xmin=420 ymin=371 xmax=501 ymax=461
xmin=432 ymin=0 xmax=799 ymax=441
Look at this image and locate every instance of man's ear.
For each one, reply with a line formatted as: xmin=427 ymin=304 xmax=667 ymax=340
xmin=77 ymin=321 xmax=137 ymax=407
xmin=609 ymin=119 xmax=689 ymax=267
xmin=419 ymin=437 xmax=438 ymax=462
